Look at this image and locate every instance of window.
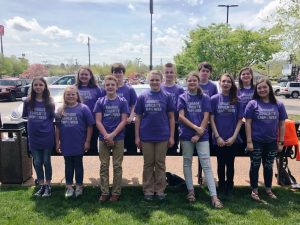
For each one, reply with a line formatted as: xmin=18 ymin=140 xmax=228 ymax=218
xmin=290 ymin=83 xmax=300 ymax=87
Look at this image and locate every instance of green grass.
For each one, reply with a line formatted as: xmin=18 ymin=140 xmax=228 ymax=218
xmin=0 ymin=186 xmax=300 ymax=225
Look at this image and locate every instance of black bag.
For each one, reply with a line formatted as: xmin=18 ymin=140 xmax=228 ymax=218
xmin=166 ymin=172 xmax=186 ymax=189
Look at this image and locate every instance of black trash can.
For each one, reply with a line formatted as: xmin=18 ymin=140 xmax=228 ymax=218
xmin=0 ymin=125 xmax=32 ymax=184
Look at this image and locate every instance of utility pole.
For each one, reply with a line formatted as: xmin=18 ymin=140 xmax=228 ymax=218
xmin=218 ymin=4 xmax=239 ymax=24
xmin=149 ymin=0 xmax=153 ymax=71
xmin=0 ymin=25 xmax=4 ymax=56
xmin=87 ymin=36 xmax=91 ymax=67
xmin=136 ymin=57 xmax=142 ymax=72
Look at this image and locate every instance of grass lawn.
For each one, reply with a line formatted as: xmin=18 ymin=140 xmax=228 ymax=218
xmin=288 ymin=114 xmax=300 ymax=122
xmin=0 ymin=186 xmax=300 ymax=225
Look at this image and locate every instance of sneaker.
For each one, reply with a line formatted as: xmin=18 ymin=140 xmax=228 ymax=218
xmin=34 ymin=185 xmax=45 ymax=197
xmin=110 ymin=194 xmax=120 ymax=202
xmin=156 ymin=194 xmax=166 ymax=201
xmin=65 ymin=187 xmax=74 ymax=198
xmin=75 ymin=187 xmax=83 ymax=198
xmin=42 ymin=185 xmax=51 ymax=197
xmin=143 ymin=195 xmax=154 ymax=201
xmin=99 ymin=194 xmax=110 ymax=202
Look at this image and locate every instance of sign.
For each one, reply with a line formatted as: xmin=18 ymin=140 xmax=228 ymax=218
xmin=0 ymin=25 xmax=4 ymax=36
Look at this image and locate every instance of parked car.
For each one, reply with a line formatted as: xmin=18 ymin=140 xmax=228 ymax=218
xmin=11 ymin=85 xmax=67 ymax=120
xmin=279 ymin=81 xmax=300 ymax=98
xmin=52 ymin=75 xmax=76 ymax=85
xmin=272 ymin=82 xmax=287 ymax=96
xmin=0 ymin=78 xmax=28 ymax=101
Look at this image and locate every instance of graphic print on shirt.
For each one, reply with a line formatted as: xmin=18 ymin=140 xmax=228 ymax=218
xmin=217 ymin=102 xmax=236 ymax=114
xmin=61 ymin=112 xmax=78 ymax=127
xmin=79 ymin=90 xmax=93 ymax=100
xmin=29 ymin=107 xmax=47 ymax=120
xmin=145 ymin=99 xmax=162 ymax=113
xmin=103 ymin=105 xmax=120 ymax=118
xmin=256 ymin=107 xmax=277 ymax=121
xmin=187 ymin=101 xmax=202 ymax=113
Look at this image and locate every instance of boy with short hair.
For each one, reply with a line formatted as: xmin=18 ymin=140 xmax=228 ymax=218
xmin=198 ymin=62 xmax=218 ymax=97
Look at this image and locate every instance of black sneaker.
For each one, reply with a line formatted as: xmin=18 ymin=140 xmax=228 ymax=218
xmin=156 ymin=194 xmax=166 ymax=202
xmin=42 ymin=185 xmax=51 ymax=197
xmin=34 ymin=185 xmax=45 ymax=197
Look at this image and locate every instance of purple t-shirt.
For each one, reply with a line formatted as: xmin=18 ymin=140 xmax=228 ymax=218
xmin=161 ymin=84 xmax=185 ymax=121
xmin=78 ymin=85 xmax=103 ymax=114
xmin=211 ymin=94 xmax=243 ymax=144
xmin=244 ymin=99 xmax=288 ymax=143
xmin=135 ymin=89 xmax=175 ymax=142
xmin=199 ymin=80 xmax=218 ymax=97
xmin=56 ymin=103 xmax=95 ymax=156
xmin=93 ymin=96 xmax=129 ymax=141
xmin=177 ymin=92 xmax=211 ymax=142
xmin=238 ymin=87 xmax=254 ymax=112
xmin=22 ymin=99 xmax=55 ymax=150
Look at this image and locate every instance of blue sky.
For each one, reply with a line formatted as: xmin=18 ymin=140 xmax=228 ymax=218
xmin=0 ymin=0 xmax=280 ymax=66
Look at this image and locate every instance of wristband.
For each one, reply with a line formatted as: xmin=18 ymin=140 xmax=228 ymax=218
xmin=247 ymin=141 xmax=252 ymax=144
xmin=278 ymin=141 xmax=284 ymax=145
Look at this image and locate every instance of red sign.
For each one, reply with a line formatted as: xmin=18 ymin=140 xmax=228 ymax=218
xmin=0 ymin=25 xmax=4 ymax=36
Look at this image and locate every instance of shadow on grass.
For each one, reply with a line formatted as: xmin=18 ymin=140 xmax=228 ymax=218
xmin=1 ymin=186 xmax=300 ymax=224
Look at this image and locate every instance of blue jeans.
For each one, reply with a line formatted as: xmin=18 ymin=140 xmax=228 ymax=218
xmin=249 ymin=141 xmax=277 ymax=189
xmin=30 ymin=149 xmax=52 ymax=181
xmin=64 ymin=156 xmax=83 ymax=185
xmin=181 ymin=141 xmax=217 ymax=196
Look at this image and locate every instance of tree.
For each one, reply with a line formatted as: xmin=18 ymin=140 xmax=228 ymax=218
xmin=174 ymin=24 xmax=281 ymax=79
xmin=20 ymin=64 xmax=49 ymax=79
xmin=272 ymin=0 xmax=300 ymax=56
xmin=0 ymin=57 xmax=13 ymax=77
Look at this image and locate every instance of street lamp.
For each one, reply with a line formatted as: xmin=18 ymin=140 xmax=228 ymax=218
xmin=149 ymin=0 xmax=153 ymax=71
xmin=87 ymin=36 xmax=91 ymax=67
xmin=136 ymin=57 xmax=142 ymax=72
xmin=218 ymin=4 xmax=239 ymax=24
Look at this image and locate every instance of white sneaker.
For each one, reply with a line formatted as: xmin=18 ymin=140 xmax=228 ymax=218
xmin=75 ymin=187 xmax=83 ymax=197
xmin=65 ymin=187 xmax=74 ymax=198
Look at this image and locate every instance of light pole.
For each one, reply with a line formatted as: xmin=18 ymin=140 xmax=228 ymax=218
xmin=218 ymin=4 xmax=239 ymax=24
xmin=87 ymin=36 xmax=91 ymax=67
xmin=136 ymin=57 xmax=142 ymax=72
xmin=149 ymin=0 xmax=153 ymax=71
xmin=0 ymin=25 xmax=4 ymax=56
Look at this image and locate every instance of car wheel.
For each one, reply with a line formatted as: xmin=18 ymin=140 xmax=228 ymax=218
xmin=9 ymin=92 xmax=16 ymax=101
xmin=291 ymin=92 xmax=299 ymax=98
xmin=285 ymin=95 xmax=290 ymax=99
xmin=275 ymin=90 xmax=280 ymax=96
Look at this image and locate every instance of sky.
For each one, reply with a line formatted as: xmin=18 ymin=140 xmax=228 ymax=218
xmin=0 ymin=0 xmax=280 ymax=66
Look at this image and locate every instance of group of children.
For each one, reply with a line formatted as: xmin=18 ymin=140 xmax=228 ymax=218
xmin=23 ymin=62 xmax=287 ymax=208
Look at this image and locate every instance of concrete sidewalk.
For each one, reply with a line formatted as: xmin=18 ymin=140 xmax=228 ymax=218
xmin=21 ymin=156 xmax=300 ymax=188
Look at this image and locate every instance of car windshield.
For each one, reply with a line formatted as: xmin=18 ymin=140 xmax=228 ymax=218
xmin=280 ymin=82 xmax=287 ymax=87
xmin=44 ymin=77 xmax=59 ymax=84
xmin=0 ymin=80 xmax=16 ymax=86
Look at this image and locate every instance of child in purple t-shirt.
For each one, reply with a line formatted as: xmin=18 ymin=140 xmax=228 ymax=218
xmin=245 ymin=78 xmax=287 ymax=201
xmin=238 ymin=67 xmax=255 ymax=112
xmin=161 ymin=63 xmax=185 ymax=153
xmin=178 ymin=71 xmax=223 ymax=208
xmin=22 ymin=76 xmax=55 ymax=197
xmin=55 ymin=85 xmax=94 ymax=198
xmin=210 ymin=73 xmax=243 ymax=196
xmin=94 ymin=75 xmax=129 ymax=202
xmin=135 ymin=70 xmax=175 ymax=201
xmin=198 ymin=62 xmax=218 ymax=97
xmin=76 ymin=66 xmax=104 ymax=155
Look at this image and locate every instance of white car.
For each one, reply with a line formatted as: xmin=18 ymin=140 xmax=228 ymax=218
xmin=11 ymin=85 xmax=67 ymax=120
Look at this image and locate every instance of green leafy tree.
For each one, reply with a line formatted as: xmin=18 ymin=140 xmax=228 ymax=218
xmin=0 ymin=57 xmax=13 ymax=77
xmin=174 ymin=24 xmax=281 ymax=79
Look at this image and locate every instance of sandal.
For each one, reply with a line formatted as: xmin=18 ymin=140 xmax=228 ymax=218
xmin=186 ymin=191 xmax=196 ymax=203
xmin=211 ymin=197 xmax=223 ymax=209
xmin=266 ymin=191 xmax=277 ymax=200
xmin=251 ymin=191 xmax=261 ymax=202
xmin=110 ymin=194 xmax=120 ymax=202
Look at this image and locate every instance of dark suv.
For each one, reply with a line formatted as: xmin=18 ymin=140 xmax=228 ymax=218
xmin=0 ymin=78 xmax=27 ymax=101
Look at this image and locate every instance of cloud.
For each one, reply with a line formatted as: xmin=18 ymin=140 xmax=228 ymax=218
xmin=185 ymin=0 xmax=204 ymax=6
xmin=43 ymin=26 xmax=73 ymax=39
xmin=253 ymin=0 xmax=265 ymax=4
xmin=132 ymin=32 xmax=145 ymax=40
xmin=128 ymin=3 xmax=135 ymax=11
xmin=76 ymin=33 xmax=98 ymax=44
xmin=6 ymin=16 xmax=42 ymax=32
xmin=31 ymin=38 xmax=48 ymax=46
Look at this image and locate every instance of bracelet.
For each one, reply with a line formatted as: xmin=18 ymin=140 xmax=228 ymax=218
xmin=247 ymin=141 xmax=252 ymax=144
xmin=278 ymin=141 xmax=284 ymax=145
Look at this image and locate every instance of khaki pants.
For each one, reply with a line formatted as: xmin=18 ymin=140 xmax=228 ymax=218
xmin=142 ymin=141 xmax=168 ymax=195
xmin=99 ymin=140 xmax=124 ymax=195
